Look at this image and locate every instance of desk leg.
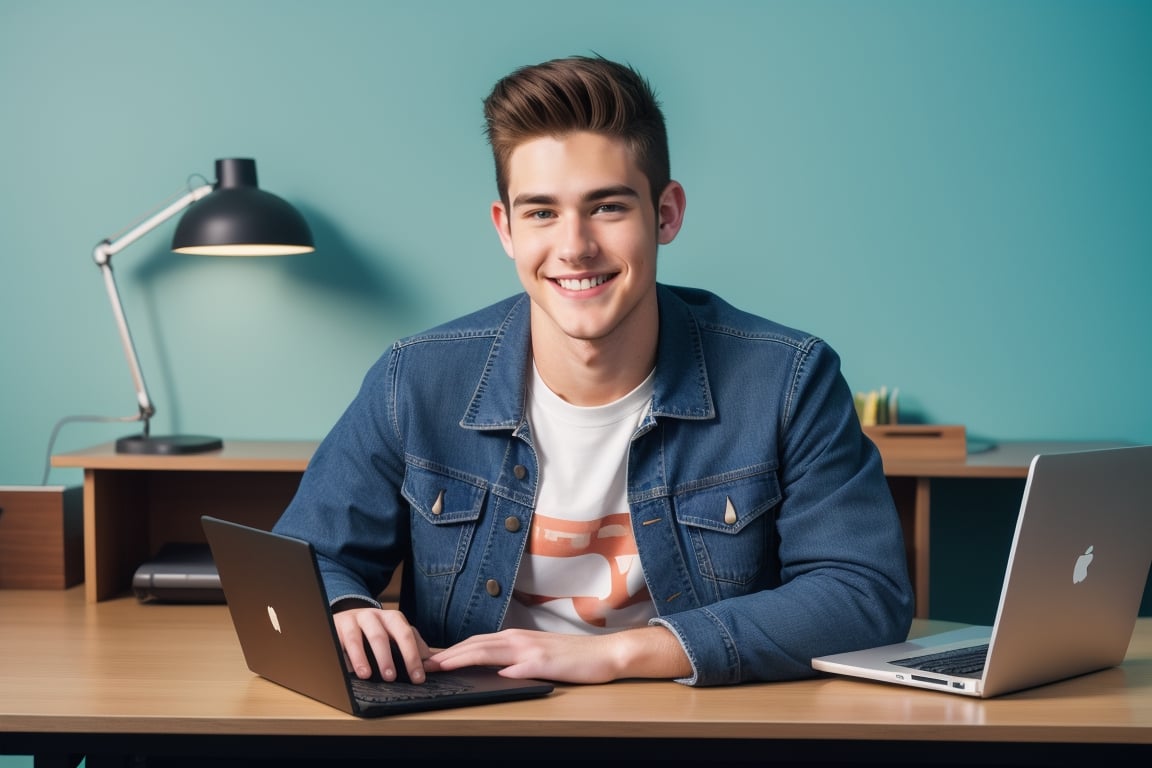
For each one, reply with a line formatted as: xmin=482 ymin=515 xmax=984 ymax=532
xmin=912 ymin=477 xmax=931 ymax=618
xmin=82 ymin=469 xmax=101 ymax=602
xmin=83 ymin=468 xmax=149 ymax=603
xmin=887 ymin=476 xmax=932 ymax=619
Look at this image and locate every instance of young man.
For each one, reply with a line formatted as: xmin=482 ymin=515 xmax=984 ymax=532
xmin=272 ymin=55 xmax=914 ymax=687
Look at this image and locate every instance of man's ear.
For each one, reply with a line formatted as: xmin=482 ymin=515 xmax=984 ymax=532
xmin=656 ymin=181 xmax=687 ymax=245
xmin=491 ymin=200 xmax=515 ymax=259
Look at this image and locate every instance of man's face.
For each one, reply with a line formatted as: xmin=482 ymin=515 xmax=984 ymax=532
xmin=492 ymin=131 xmax=684 ymax=354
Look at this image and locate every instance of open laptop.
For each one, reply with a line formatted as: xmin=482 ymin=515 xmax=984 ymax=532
xmin=812 ymin=445 xmax=1152 ymax=698
xmin=202 ymin=515 xmax=554 ymax=717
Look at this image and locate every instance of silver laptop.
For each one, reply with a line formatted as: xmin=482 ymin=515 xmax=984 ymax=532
xmin=812 ymin=445 xmax=1152 ymax=698
xmin=202 ymin=516 xmax=554 ymax=717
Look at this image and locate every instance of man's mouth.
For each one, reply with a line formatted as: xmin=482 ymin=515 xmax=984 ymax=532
xmin=555 ymin=274 xmax=613 ymax=291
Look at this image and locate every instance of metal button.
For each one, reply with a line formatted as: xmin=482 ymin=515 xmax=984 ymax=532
xmin=432 ymin=489 xmax=445 ymax=515
xmin=485 ymin=579 xmax=501 ymax=597
xmin=513 ymin=464 xmax=527 ymax=480
xmin=504 ymin=516 xmax=521 ymax=533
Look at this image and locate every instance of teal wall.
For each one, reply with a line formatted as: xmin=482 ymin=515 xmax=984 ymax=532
xmin=1 ymin=1 xmax=1149 ymax=624
xmin=3 ymin=0 xmax=1149 ymax=486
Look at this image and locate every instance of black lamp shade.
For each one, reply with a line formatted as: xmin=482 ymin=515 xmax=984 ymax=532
xmin=172 ymin=158 xmax=315 ymax=256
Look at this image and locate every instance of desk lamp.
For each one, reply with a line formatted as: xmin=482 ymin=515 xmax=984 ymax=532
xmin=93 ymin=158 xmax=314 ymax=455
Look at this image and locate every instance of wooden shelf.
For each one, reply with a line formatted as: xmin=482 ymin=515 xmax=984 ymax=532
xmin=50 ymin=440 xmax=318 ymax=602
xmin=52 ymin=440 xmax=317 ymax=472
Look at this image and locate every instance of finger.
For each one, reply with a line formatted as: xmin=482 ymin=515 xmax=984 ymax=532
xmin=337 ymin=620 xmax=376 ymax=679
xmin=393 ymin=627 xmax=427 ymax=683
xmin=428 ymin=633 xmax=510 ymax=670
xmin=368 ymin=613 xmax=427 ymax=684
xmin=411 ymin=626 xmax=434 ymax=658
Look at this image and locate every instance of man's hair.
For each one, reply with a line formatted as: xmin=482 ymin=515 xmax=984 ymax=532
xmin=483 ymin=55 xmax=670 ymax=208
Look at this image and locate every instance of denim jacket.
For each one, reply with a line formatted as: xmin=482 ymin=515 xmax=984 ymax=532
xmin=273 ymin=284 xmax=914 ymax=686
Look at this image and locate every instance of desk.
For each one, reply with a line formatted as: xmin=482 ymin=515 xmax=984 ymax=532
xmin=51 ymin=439 xmax=1126 ymax=614
xmin=1 ymin=589 xmax=1149 ymax=766
xmin=51 ymin=441 xmax=315 ymax=603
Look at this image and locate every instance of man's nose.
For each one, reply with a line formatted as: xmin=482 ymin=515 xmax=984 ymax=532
xmin=557 ymin=217 xmax=595 ymax=262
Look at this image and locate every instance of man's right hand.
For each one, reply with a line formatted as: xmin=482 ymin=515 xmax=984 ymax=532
xmin=333 ymin=606 xmax=432 ymax=684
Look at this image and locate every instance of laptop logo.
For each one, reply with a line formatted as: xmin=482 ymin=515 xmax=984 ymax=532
xmin=267 ymin=605 xmax=282 ymax=633
xmin=1073 ymin=546 xmax=1094 ymax=584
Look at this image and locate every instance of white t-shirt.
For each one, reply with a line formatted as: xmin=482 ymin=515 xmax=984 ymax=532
xmin=501 ymin=364 xmax=657 ymax=634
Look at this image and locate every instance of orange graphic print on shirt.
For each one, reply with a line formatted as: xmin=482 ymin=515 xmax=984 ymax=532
xmin=512 ymin=511 xmax=651 ymax=628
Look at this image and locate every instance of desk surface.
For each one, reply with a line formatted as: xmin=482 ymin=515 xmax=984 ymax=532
xmin=1 ymin=588 xmax=1150 ymax=754
xmin=880 ymin=439 xmax=1134 ymax=478
xmin=53 ymin=438 xmax=1130 ymax=477
xmin=51 ymin=439 xmax=318 ymax=472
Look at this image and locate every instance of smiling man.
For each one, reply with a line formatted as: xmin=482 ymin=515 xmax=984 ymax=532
xmin=496 ymin=130 xmax=679 ymax=403
xmin=272 ymin=55 xmax=914 ymax=687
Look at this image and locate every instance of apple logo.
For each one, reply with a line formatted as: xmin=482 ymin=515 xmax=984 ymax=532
xmin=267 ymin=605 xmax=282 ymax=633
xmin=1073 ymin=546 xmax=1094 ymax=584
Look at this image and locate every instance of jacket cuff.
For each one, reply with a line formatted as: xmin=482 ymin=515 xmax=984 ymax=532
xmin=649 ymin=613 xmax=735 ymax=687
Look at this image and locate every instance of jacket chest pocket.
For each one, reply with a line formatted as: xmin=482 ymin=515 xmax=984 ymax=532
xmin=672 ymin=471 xmax=781 ymax=589
xmin=402 ymin=465 xmax=487 ymax=578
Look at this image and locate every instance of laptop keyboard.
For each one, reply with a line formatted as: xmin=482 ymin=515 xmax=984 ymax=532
xmin=890 ymin=644 xmax=989 ymax=678
xmin=349 ymin=674 xmax=474 ymax=703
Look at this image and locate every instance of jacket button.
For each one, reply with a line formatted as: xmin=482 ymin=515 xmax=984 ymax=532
xmin=504 ymin=516 xmax=521 ymax=533
xmin=432 ymin=489 xmax=445 ymax=515
xmin=513 ymin=464 xmax=527 ymax=480
xmin=486 ymin=579 xmax=501 ymax=597
xmin=724 ymin=496 xmax=737 ymax=525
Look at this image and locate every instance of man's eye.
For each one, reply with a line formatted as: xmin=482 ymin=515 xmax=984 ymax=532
xmin=530 ymin=210 xmax=555 ymax=220
xmin=595 ymin=203 xmax=625 ymax=214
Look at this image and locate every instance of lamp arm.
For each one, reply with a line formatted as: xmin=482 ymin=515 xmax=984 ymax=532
xmin=91 ymin=183 xmax=214 ymax=428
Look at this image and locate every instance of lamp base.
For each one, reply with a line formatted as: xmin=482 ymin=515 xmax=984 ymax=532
xmin=115 ymin=434 xmax=224 ymax=455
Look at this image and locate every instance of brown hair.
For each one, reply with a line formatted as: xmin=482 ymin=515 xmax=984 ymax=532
xmin=483 ymin=55 xmax=670 ymax=209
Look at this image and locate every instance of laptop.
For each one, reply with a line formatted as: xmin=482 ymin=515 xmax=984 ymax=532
xmin=812 ymin=445 xmax=1152 ymax=698
xmin=132 ymin=542 xmax=224 ymax=604
xmin=201 ymin=515 xmax=554 ymax=717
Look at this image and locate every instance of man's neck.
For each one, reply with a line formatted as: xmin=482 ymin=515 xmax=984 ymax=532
xmin=530 ymin=314 xmax=658 ymax=407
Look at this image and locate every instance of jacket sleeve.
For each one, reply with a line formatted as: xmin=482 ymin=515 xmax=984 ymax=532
xmin=651 ymin=339 xmax=915 ymax=686
xmin=272 ymin=351 xmax=408 ymax=607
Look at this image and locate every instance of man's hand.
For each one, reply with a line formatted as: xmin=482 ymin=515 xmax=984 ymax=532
xmin=424 ymin=625 xmax=692 ymax=683
xmin=334 ymin=606 xmax=432 ymax=683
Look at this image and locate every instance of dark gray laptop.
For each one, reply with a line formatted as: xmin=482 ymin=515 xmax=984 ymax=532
xmin=132 ymin=542 xmax=223 ymax=603
xmin=812 ymin=445 xmax=1152 ymax=698
xmin=202 ymin=516 xmax=554 ymax=717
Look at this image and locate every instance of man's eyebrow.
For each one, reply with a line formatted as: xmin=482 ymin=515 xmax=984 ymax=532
xmin=510 ymin=193 xmax=557 ymax=208
xmin=510 ymin=185 xmax=641 ymax=209
xmin=584 ymin=185 xmax=641 ymax=202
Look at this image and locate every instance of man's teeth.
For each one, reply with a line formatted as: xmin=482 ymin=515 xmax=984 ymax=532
xmin=557 ymin=275 xmax=610 ymax=291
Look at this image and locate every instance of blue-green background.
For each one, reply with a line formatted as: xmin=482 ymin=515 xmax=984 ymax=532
xmin=0 ymin=2 xmax=1150 ymax=762
xmin=0 ymin=2 xmax=1149 ymax=734
xmin=4 ymin=0 xmax=1149 ymax=476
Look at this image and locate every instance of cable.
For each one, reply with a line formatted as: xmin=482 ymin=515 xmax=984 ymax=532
xmin=41 ymin=413 xmax=141 ymax=485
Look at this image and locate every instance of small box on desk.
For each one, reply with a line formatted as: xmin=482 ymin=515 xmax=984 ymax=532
xmin=0 ymin=485 xmax=83 ymax=589
xmin=864 ymin=425 xmax=967 ymax=462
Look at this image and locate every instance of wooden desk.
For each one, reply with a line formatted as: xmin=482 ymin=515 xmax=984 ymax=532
xmin=51 ymin=441 xmax=316 ymax=603
xmin=1 ymin=589 xmax=1149 ymax=766
xmin=51 ymin=439 xmax=1127 ymax=614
